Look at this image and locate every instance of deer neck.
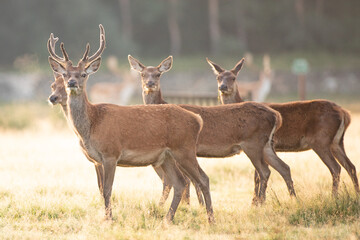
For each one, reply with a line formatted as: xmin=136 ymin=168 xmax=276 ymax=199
xmin=220 ymin=83 xmax=244 ymax=104
xmin=67 ymin=91 xmax=92 ymax=141
xmin=142 ymin=89 xmax=167 ymax=105
xmin=60 ymin=104 xmax=68 ymax=118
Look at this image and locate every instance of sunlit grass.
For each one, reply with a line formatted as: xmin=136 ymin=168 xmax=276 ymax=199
xmin=0 ymin=109 xmax=359 ymax=238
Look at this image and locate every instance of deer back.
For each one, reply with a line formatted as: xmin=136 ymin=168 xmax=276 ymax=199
xmin=86 ymin=103 xmax=202 ymax=156
xmin=179 ymin=102 xmax=280 ymax=147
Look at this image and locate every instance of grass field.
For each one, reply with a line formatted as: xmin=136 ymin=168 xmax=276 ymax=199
xmin=0 ymin=107 xmax=359 ymax=239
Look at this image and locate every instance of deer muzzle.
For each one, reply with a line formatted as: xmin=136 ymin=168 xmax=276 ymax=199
xmin=49 ymin=95 xmax=58 ymax=104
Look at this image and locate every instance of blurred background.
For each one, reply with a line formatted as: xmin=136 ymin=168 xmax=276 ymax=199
xmin=0 ymin=0 xmax=359 ymax=130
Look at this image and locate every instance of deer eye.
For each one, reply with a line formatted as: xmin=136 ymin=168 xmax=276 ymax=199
xmin=156 ymin=73 xmax=161 ymax=78
xmin=141 ymin=73 xmax=145 ymax=77
xmin=81 ymin=73 xmax=87 ymax=78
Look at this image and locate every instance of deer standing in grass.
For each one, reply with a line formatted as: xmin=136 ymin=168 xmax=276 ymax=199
xmin=207 ymin=57 xmax=359 ymax=196
xmin=47 ymin=33 xmax=203 ymax=207
xmin=47 ymin=25 xmax=214 ymax=223
xmin=128 ymin=55 xmax=297 ymax=205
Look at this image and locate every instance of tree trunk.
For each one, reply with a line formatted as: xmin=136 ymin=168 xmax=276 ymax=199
xmin=118 ymin=0 xmax=133 ymax=44
xmin=167 ymin=0 xmax=181 ymax=56
xmin=208 ymin=0 xmax=220 ymax=55
xmin=316 ymin=0 xmax=324 ymax=17
xmin=294 ymin=0 xmax=305 ymax=27
xmin=235 ymin=0 xmax=247 ymax=50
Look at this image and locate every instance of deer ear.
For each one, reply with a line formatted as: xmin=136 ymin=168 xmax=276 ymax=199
xmin=206 ymin=58 xmax=225 ymax=75
xmin=86 ymin=57 xmax=101 ymax=74
xmin=158 ymin=56 xmax=173 ymax=72
xmin=231 ymin=58 xmax=245 ymax=76
xmin=128 ymin=55 xmax=145 ymax=72
xmin=48 ymin=57 xmax=66 ymax=75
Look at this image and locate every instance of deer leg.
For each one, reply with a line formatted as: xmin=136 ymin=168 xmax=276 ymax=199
xmin=173 ymin=152 xmax=214 ymax=224
xmin=153 ymin=166 xmax=173 ymax=206
xmin=182 ymin=177 xmax=191 ymax=205
xmin=312 ymin=146 xmax=341 ymax=196
xmin=242 ymin=144 xmax=271 ymax=205
xmin=102 ymin=158 xmax=117 ymax=220
xmin=160 ymin=159 xmax=187 ymax=223
xmin=94 ymin=163 xmax=104 ymax=195
xmin=193 ymin=170 xmax=205 ymax=206
xmin=263 ymin=142 xmax=296 ymax=197
xmin=181 ymin=166 xmax=205 ymax=206
xmin=331 ymin=141 xmax=360 ymax=193
xmin=254 ymin=170 xmax=261 ymax=201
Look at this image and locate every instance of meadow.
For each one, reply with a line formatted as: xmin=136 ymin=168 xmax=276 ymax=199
xmin=0 ymin=104 xmax=359 ymax=239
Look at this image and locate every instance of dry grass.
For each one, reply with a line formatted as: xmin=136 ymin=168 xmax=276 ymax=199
xmin=0 ymin=112 xmax=359 ymax=239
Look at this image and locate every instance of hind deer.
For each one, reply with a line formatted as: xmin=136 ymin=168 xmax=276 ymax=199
xmin=47 ymin=25 xmax=214 ymax=223
xmin=128 ymin=55 xmax=297 ymax=205
xmin=207 ymin=57 xmax=359 ymax=196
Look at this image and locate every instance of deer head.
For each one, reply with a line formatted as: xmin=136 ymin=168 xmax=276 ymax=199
xmin=128 ymin=55 xmax=172 ymax=93
xmin=206 ymin=58 xmax=244 ymax=95
xmin=47 ymin=25 xmax=106 ymax=96
xmin=48 ymin=75 xmax=67 ymax=106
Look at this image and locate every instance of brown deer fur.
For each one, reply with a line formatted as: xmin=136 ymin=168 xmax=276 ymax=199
xmin=207 ymin=57 xmax=359 ymax=195
xmin=128 ymin=55 xmax=297 ymax=204
xmin=49 ymin=75 xmax=204 ymax=206
xmin=47 ymin=26 xmax=214 ymax=223
xmin=46 ymin=35 xmax=200 ymax=207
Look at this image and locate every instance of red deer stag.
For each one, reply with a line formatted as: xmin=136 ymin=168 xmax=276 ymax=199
xmin=128 ymin=55 xmax=296 ymax=205
xmin=207 ymin=57 xmax=359 ymax=196
xmin=47 ymin=33 xmax=203 ymax=207
xmin=46 ymin=25 xmax=214 ymax=223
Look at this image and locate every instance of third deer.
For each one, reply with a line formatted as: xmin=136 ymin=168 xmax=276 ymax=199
xmin=207 ymin=57 xmax=359 ymax=196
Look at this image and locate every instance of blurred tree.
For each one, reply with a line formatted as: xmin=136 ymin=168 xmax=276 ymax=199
xmin=208 ymin=0 xmax=220 ymax=55
xmin=235 ymin=0 xmax=248 ymax=51
xmin=167 ymin=0 xmax=181 ymax=56
xmin=118 ymin=0 xmax=133 ymax=46
xmin=0 ymin=0 xmax=359 ymax=68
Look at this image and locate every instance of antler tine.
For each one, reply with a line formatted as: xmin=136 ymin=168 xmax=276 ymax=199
xmin=60 ymin=42 xmax=70 ymax=62
xmin=47 ymin=33 xmax=64 ymax=62
xmin=99 ymin=24 xmax=105 ymax=36
xmin=50 ymin=33 xmax=59 ymax=50
xmin=88 ymin=24 xmax=106 ymax=62
xmin=81 ymin=43 xmax=90 ymax=61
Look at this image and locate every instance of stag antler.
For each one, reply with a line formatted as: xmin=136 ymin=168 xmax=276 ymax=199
xmin=47 ymin=33 xmax=62 ymax=62
xmin=79 ymin=24 xmax=106 ymax=66
xmin=47 ymin=33 xmax=72 ymax=66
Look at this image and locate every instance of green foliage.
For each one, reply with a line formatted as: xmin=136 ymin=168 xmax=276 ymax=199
xmin=1 ymin=0 xmax=359 ymax=67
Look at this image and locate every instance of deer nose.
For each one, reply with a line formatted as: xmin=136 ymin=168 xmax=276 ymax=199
xmin=68 ymin=79 xmax=77 ymax=88
xmin=219 ymin=85 xmax=228 ymax=92
xmin=49 ymin=95 xmax=58 ymax=103
xmin=147 ymin=81 xmax=155 ymax=87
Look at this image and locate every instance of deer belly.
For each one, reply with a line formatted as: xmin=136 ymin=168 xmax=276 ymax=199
xmin=196 ymin=144 xmax=242 ymax=158
xmin=274 ymin=137 xmax=311 ymax=152
xmin=117 ymin=148 xmax=171 ymax=167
